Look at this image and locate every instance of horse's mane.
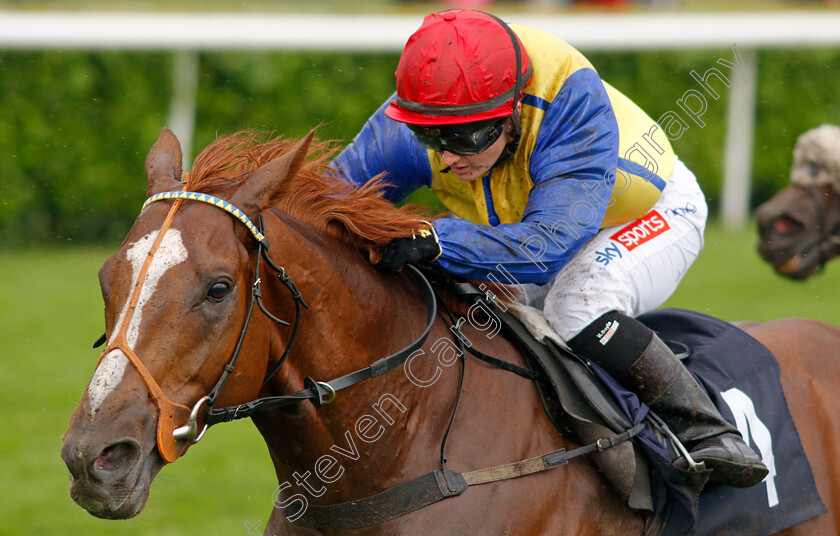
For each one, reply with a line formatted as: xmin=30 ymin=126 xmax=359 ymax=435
xmin=184 ymin=130 xmax=436 ymax=262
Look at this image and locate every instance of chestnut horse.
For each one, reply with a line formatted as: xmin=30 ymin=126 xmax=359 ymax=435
xmin=63 ymin=128 xmax=840 ymax=534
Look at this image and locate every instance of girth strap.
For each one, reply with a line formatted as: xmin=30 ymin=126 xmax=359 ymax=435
xmin=292 ymin=469 xmax=467 ymax=529
xmin=292 ymin=423 xmax=645 ymax=529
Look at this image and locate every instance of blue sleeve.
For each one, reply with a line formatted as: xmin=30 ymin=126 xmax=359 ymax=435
xmin=330 ymin=94 xmax=433 ymax=203
xmin=431 ymin=68 xmax=619 ymax=285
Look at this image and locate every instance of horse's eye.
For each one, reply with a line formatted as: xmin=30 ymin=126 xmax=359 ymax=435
xmin=206 ymin=281 xmax=231 ymax=303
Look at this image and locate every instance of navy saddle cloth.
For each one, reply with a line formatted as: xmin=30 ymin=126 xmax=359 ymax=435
xmin=634 ymin=308 xmax=826 ymax=536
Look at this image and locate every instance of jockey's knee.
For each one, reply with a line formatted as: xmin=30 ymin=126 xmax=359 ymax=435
xmin=566 ymin=310 xmax=653 ymax=378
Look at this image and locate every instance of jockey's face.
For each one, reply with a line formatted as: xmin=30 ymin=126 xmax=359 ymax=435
xmin=440 ymin=122 xmax=511 ymax=182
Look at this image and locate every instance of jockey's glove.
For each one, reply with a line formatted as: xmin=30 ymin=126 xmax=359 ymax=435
xmin=377 ymin=223 xmax=442 ymax=271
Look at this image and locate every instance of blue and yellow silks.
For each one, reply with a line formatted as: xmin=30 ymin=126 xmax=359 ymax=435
xmin=332 ymin=25 xmax=675 ymax=285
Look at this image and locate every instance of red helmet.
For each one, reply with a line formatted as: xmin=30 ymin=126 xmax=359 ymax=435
xmin=385 ymin=10 xmax=533 ymax=126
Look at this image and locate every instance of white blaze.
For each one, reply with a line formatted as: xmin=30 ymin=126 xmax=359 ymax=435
xmin=87 ymin=229 xmax=188 ymax=416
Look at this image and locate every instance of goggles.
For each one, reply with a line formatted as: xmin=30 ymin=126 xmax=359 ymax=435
xmin=408 ymin=117 xmax=508 ymax=155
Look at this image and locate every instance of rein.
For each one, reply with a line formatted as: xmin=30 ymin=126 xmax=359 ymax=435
xmin=203 ymin=261 xmax=437 ymax=425
xmin=284 ymin=280 xmax=643 ymax=530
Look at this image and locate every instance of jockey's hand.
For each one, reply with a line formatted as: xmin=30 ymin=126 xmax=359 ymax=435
xmin=377 ymin=224 xmax=442 ymax=271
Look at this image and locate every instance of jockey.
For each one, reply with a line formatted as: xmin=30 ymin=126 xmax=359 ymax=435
xmin=331 ymin=9 xmax=768 ymax=489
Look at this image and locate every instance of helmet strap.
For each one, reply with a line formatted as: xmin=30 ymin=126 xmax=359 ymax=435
xmin=492 ymin=110 xmax=521 ymax=169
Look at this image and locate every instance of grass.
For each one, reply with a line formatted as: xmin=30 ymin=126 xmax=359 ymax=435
xmin=2 ymin=222 xmax=840 ymax=535
xmin=0 ymin=246 xmax=275 ymax=536
xmin=666 ymin=222 xmax=840 ymax=325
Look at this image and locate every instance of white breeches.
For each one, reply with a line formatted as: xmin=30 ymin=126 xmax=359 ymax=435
xmin=517 ymin=157 xmax=708 ymax=341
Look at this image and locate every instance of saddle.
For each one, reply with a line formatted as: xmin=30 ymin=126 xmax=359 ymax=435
xmin=444 ymin=280 xmax=661 ymax=512
xmin=443 ymin=279 xmax=826 ymax=536
xmin=505 ymin=302 xmax=657 ymax=506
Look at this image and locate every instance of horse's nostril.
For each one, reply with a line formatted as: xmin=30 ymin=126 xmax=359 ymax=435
xmin=773 ymin=217 xmax=800 ymax=236
xmin=95 ymin=442 xmax=138 ymax=473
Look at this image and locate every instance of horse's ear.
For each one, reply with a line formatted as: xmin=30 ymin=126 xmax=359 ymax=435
xmin=232 ymin=129 xmax=315 ymax=216
xmin=145 ymin=127 xmax=183 ymax=197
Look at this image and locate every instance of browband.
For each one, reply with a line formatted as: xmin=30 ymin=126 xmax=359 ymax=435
xmin=143 ymin=191 xmax=266 ymax=244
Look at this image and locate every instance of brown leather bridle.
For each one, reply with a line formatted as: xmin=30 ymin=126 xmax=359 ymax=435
xmin=96 ymin=190 xmax=304 ymax=462
xmin=95 ymin=190 xmax=435 ymax=463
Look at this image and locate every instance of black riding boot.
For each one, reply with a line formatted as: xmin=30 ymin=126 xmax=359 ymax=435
xmin=569 ymin=311 xmax=769 ymax=488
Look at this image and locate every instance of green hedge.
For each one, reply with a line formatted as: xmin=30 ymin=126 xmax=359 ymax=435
xmin=1 ymin=47 xmax=838 ymax=246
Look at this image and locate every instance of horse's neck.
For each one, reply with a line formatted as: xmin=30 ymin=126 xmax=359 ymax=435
xmin=253 ymin=212 xmax=453 ymax=497
xmin=249 ymin=214 xmax=642 ymax=532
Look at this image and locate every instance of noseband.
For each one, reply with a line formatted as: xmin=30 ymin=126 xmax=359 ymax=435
xmin=805 ymin=185 xmax=840 ymax=272
xmin=96 ymin=190 xmax=436 ymax=463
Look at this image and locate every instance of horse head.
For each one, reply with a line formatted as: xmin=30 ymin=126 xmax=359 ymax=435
xmin=756 ymin=124 xmax=840 ymax=279
xmin=60 ymin=128 xmax=315 ymax=519
xmin=60 ymin=126 xmax=445 ymax=523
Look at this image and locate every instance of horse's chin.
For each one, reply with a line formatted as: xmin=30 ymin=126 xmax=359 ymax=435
xmin=68 ymin=447 xmax=164 ymax=520
xmin=774 ymin=253 xmax=821 ymax=280
xmin=757 ymin=231 xmax=822 ymax=280
xmin=70 ymin=481 xmax=147 ymax=519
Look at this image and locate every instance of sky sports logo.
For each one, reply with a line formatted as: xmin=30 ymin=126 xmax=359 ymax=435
xmin=611 ymin=211 xmax=671 ymax=251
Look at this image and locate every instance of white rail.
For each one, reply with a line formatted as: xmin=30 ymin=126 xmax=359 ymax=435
xmin=3 ymin=10 xmax=839 ymax=225
xmin=1 ymin=11 xmax=840 ymax=50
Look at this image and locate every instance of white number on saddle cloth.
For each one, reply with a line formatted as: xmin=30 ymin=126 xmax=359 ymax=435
xmin=721 ymin=387 xmax=778 ymax=507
